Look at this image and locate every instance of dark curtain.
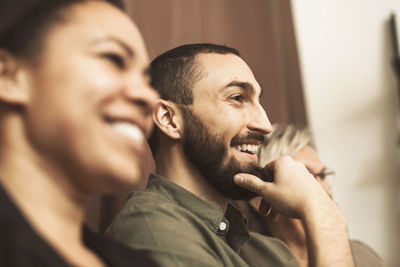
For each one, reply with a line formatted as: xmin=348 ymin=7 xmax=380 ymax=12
xmin=86 ymin=0 xmax=307 ymax=233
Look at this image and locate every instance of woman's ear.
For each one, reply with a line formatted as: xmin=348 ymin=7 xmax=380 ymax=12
xmin=0 ymin=50 xmax=31 ymax=106
xmin=153 ymin=100 xmax=184 ymax=140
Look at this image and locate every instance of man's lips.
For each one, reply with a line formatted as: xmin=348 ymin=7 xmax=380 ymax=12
xmin=232 ymin=143 xmax=260 ymax=155
xmin=230 ymin=132 xmax=265 ymax=146
xmin=230 ymin=132 xmax=264 ymax=156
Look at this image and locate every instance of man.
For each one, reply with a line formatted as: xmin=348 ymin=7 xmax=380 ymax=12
xmin=106 ymin=44 xmax=354 ymax=266
xmin=237 ymin=124 xmax=384 ymax=267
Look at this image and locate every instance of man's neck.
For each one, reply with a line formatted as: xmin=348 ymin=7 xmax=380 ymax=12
xmin=155 ymin=147 xmax=229 ymax=212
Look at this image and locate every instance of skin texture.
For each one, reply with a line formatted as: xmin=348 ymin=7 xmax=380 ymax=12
xmin=0 ymin=1 xmax=158 ymax=266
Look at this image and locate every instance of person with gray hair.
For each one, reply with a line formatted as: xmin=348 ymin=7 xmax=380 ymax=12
xmin=237 ymin=124 xmax=383 ymax=267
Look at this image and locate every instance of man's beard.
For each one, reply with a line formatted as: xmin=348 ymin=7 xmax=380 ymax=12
xmin=181 ymin=107 xmax=270 ymax=200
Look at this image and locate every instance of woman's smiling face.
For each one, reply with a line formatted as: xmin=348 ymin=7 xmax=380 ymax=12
xmin=23 ymin=1 xmax=158 ymax=192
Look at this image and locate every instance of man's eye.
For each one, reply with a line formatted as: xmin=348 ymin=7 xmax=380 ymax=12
xmin=230 ymin=94 xmax=244 ymax=102
xmin=103 ymin=53 xmax=125 ymax=69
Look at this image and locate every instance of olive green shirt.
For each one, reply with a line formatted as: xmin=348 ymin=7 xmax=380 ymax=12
xmin=106 ymin=174 xmax=300 ymax=267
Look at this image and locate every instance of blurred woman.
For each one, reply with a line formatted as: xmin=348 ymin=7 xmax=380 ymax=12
xmin=0 ymin=0 xmax=158 ymax=266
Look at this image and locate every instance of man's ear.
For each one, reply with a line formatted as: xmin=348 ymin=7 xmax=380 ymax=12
xmin=153 ymin=100 xmax=184 ymax=140
xmin=0 ymin=50 xmax=31 ymax=106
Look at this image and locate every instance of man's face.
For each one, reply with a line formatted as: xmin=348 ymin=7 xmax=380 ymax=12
xmin=181 ymin=53 xmax=272 ymax=200
xmin=24 ymin=1 xmax=159 ymax=192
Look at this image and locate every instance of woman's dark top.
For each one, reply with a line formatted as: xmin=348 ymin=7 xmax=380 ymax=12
xmin=0 ymin=183 xmax=157 ymax=266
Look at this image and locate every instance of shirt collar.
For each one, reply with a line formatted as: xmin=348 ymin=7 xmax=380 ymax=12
xmin=147 ymin=174 xmax=250 ymax=251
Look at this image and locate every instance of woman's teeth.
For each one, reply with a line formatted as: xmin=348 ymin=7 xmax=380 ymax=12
xmin=233 ymin=144 xmax=259 ymax=154
xmin=110 ymin=122 xmax=144 ymax=142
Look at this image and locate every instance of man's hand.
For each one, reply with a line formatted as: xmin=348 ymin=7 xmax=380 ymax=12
xmin=234 ymin=156 xmax=332 ymax=220
xmin=234 ymin=156 xmax=355 ymax=267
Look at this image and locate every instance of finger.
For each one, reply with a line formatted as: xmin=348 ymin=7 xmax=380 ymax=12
xmin=233 ymin=173 xmax=272 ymax=194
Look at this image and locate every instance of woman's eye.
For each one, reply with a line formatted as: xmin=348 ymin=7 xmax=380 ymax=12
xmin=103 ymin=53 xmax=125 ymax=69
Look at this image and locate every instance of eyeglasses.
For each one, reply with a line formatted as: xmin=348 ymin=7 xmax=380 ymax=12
xmin=309 ymin=167 xmax=335 ymax=187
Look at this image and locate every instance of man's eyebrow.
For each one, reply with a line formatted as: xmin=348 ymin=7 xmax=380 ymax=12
xmin=225 ymin=80 xmax=263 ymax=97
xmin=92 ymin=36 xmax=134 ymax=57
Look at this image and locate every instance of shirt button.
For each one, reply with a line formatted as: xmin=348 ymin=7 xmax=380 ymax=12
xmin=219 ymin=221 xmax=227 ymax=231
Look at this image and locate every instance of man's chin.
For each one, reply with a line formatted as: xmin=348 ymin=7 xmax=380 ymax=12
xmin=211 ymin=159 xmax=268 ymax=201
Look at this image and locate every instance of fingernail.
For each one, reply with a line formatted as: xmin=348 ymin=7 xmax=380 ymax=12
xmin=234 ymin=175 xmax=244 ymax=183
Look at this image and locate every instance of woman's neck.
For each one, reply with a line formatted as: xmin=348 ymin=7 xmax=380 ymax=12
xmin=0 ymin=144 xmax=104 ymax=266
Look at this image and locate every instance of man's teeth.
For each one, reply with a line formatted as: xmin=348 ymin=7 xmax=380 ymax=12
xmin=234 ymin=144 xmax=259 ymax=154
xmin=110 ymin=122 xmax=144 ymax=142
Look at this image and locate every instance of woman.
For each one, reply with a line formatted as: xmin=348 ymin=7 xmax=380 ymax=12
xmin=0 ymin=0 xmax=158 ymax=266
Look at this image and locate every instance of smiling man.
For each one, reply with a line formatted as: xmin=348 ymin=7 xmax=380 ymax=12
xmin=106 ymin=44 xmax=354 ymax=267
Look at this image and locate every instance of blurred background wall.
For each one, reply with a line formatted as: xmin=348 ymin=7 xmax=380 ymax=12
xmin=125 ymin=0 xmax=307 ymax=124
xmin=87 ymin=0 xmax=400 ymax=265
xmin=291 ymin=0 xmax=400 ymax=266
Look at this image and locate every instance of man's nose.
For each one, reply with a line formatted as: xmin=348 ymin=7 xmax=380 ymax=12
xmin=247 ymin=104 xmax=272 ymax=135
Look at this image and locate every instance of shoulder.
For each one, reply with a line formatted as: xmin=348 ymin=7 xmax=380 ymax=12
xmin=107 ymin=190 xmax=197 ymax=230
xmin=106 ymin=190 xmax=209 ymax=246
xmin=350 ymin=240 xmax=384 ymax=267
xmin=84 ymin=228 xmax=159 ymax=267
xmin=105 ymin=191 xmax=223 ymax=266
xmin=0 ymin=188 xmax=68 ymax=266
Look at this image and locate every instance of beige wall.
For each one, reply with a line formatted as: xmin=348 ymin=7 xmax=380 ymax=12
xmin=292 ymin=0 xmax=400 ymax=265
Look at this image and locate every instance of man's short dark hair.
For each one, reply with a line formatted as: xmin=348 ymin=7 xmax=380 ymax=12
xmin=149 ymin=43 xmax=241 ymax=154
xmin=150 ymin=43 xmax=240 ymax=105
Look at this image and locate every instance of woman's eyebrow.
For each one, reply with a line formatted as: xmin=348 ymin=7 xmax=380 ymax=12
xmin=92 ymin=36 xmax=134 ymax=57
